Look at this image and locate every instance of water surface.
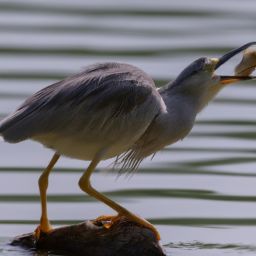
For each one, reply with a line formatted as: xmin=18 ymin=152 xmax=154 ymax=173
xmin=0 ymin=0 xmax=256 ymax=255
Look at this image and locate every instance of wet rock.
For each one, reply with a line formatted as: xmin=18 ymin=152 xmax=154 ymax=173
xmin=10 ymin=217 xmax=166 ymax=256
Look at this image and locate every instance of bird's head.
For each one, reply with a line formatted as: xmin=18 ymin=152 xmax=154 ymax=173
xmin=169 ymin=42 xmax=256 ymax=112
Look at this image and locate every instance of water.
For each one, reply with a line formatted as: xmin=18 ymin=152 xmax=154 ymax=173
xmin=0 ymin=0 xmax=256 ymax=255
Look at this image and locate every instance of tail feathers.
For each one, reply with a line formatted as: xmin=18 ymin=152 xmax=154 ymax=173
xmin=0 ymin=121 xmax=5 ymax=142
xmin=0 ymin=110 xmax=30 ymax=143
xmin=0 ymin=106 xmax=50 ymax=143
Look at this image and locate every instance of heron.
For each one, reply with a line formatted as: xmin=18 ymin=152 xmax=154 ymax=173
xmin=0 ymin=42 xmax=255 ymax=241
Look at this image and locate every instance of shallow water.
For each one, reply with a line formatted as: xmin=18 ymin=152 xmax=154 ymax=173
xmin=0 ymin=0 xmax=256 ymax=255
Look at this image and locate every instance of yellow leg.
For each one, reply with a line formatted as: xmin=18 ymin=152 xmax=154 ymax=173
xmin=37 ymin=153 xmax=60 ymax=234
xmin=78 ymin=150 xmax=160 ymax=240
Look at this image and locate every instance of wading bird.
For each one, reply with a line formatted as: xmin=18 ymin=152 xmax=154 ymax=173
xmin=0 ymin=42 xmax=256 ymax=240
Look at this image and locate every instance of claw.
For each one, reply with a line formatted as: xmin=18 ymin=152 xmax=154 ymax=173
xmin=93 ymin=215 xmax=120 ymax=229
xmin=121 ymin=212 xmax=161 ymax=240
xmin=34 ymin=223 xmax=53 ymax=240
xmin=34 ymin=226 xmax=41 ymax=240
xmin=93 ymin=214 xmax=161 ymax=240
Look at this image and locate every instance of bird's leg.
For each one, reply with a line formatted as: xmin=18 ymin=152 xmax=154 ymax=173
xmin=35 ymin=153 xmax=60 ymax=239
xmin=78 ymin=150 xmax=161 ymax=240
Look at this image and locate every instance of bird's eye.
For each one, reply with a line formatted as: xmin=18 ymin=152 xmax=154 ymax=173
xmin=171 ymin=57 xmax=216 ymax=89
xmin=186 ymin=57 xmax=208 ymax=75
xmin=173 ymin=57 xmax=207 ymax=85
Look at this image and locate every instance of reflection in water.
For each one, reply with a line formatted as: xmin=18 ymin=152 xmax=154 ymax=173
xmin=0 ymin=0 xmax=256 ymax=256
xmin=166 ymin=241 xmax=256 ymax=253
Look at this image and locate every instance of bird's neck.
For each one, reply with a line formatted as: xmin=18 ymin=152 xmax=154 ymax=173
xmin=158 ymin=89 xmax=198 ymax=143
xmin=161 ymin=82 xmax=225 ymax=114
xmin=160 ymin=84 xmax=201 ymax=116
xmin=156 ymin=82 xmax=225 ymax=142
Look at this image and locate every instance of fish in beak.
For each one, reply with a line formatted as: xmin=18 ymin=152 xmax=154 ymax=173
xmin=213 ymin=42 xmax=256 ymax=85
xmin=235 ymin=46 xmax=256 ymax=76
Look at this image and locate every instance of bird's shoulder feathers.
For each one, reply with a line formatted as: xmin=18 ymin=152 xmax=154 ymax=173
xmin=0 ymin=62 xmax=162 ymax=143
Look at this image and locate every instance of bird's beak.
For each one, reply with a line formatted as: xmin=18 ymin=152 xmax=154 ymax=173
xmin=215 ymin=42 xmax=256 ymax=70
xmin=212 ymin=42 xmax=256 ymax=85
xmin=219 ymin=75 xmax=255 ymax=85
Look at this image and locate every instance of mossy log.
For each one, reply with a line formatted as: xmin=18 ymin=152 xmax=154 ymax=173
xmin=10 ymin=217 xmax=166 ymax=256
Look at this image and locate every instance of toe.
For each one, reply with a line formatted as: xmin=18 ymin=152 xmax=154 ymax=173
xmin=34 ymin=224 xmax=53 ymax=240
xmin=93 ymin=215 xmax=121 ymax=229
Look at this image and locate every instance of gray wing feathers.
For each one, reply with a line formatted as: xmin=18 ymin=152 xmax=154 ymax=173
xmin=0 ymin=80 xmax=63 ymax=141
xmin=0 ymin=63 xmax=160 ymax=143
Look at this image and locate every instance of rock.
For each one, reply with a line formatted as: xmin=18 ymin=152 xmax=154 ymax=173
xmin=10 ymin=217 xmax=166 ymax=256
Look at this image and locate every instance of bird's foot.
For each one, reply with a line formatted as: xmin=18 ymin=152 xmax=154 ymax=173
xmin=93 ymin=215 xmax=121 ymax=229
xmin=93 ymin=213 xmax=161 ymax=240
xmin=34 ymin=221 xmax=53 ymax=240
xmin=121 ymin=211 xmax=161 ymax=240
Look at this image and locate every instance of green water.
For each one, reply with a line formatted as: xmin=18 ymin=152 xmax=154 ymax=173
xmin=1 ymin=0 xmax=256 ymax=255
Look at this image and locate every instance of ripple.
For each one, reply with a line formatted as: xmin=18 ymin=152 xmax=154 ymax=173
xmin=166 ymin=241 xmax=256 ymax=252
xmin=0 ymin=1 xmax=256 ymax=256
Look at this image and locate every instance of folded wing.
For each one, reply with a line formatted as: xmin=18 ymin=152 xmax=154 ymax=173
xmin=0 ymin=63 xmax=162 ymax=144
